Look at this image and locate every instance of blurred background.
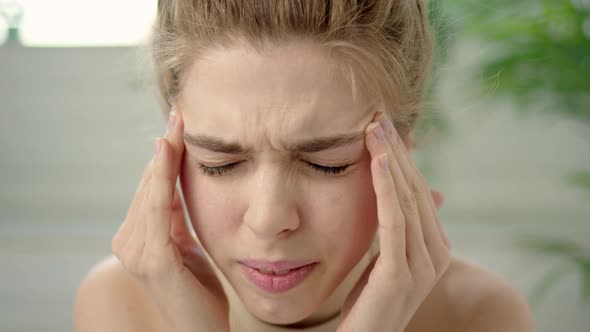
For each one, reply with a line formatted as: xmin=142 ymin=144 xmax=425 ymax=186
xmin=0 ymin=0 xmax=588 ymax=331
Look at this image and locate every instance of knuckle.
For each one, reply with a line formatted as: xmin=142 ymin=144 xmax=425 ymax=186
xmin=409 ymin=181 xmax=423 ymax=197
xmin=379 ymin=214 xmax=405 ymax=233
xmin=399 ymin=193 xmax=417 ymax=210
xmin=149 ymin=195 xmax=171 ymax=213
xmin=406 ymin=207 xmax=420 ymax=221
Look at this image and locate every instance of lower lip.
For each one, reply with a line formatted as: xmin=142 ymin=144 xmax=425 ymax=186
xmin=240 ymin=263 xmax=317 ymax=294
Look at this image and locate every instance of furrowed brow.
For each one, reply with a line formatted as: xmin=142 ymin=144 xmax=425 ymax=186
xmin=183 ymin=131 xmax=365 ymax=154
xmin=286 ymin=132 xmax=365 ymax=153
xmin=183 ymin=133 xmax=249 ymax=154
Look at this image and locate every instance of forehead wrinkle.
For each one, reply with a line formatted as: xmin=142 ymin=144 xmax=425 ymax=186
xmin=286 ymin=131 xmax=365 ymax=153
xmin=180 ymin=43 xmax=379 ymax=157
xmin=183 ymin=130 xmax=366 ymax=155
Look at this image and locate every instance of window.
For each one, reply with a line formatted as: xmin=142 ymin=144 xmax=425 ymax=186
xmin=0 ymin=0 xmax=157 ymax=47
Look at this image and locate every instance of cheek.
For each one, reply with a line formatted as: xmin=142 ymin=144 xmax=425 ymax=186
xmin=305 ymin=167 xmax=378 ymax=253
xmin=179 ymin=159 xmax=240 ymax=254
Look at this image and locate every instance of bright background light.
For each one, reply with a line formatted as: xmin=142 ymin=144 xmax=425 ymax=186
xmin=0 ymin=0 xmax=157 ymax=47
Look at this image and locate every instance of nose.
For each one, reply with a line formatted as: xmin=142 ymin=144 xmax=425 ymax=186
xmin=243 ymin=165 xmax=300 ymax=239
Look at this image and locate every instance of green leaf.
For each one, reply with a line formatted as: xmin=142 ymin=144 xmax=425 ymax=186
xmin=528 ymin=263 xmax=569 ymax=307
xmin=446 ymin=0 xmax=590 ymax=125
xmin=565 ymin=171 xmax=590 ymax=192
xmin=516 ymin=236 xmax=583 ymax=257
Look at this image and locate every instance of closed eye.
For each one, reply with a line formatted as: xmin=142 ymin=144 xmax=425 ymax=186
xmin=303 ymin=161 xmax=350 ymax=175
xmin=199 ymin=162 xmax=241 ymax=177
xmin=199 ymin=161 xmax=351 ymax=177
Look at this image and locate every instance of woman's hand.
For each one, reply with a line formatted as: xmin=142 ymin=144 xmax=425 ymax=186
xmin=111 ymin=108 xmax=229 ymax=332
xmin=336 ymin=113 xmax=452 ymax=332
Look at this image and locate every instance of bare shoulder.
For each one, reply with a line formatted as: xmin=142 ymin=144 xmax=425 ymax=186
xmin=406 ymin=256 xmax=535 ymax=332
xmin=74 ymin=255 xmax=167 ymax=332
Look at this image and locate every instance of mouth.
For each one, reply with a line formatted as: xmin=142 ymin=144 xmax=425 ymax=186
xmin=239 ymin=262 xmax=318 ymax=293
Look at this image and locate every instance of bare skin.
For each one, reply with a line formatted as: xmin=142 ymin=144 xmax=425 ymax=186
xmin=75 ymin=254 xmax=533 ymax=332
xmin=75 ymin=43 xmax=534 ymax=332
xmin=74 ymin=114 xmax=534 ymax=331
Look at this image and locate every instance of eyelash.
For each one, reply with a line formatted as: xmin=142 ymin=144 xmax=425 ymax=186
xmin=199 ymin=161 xmax=351 ymax=177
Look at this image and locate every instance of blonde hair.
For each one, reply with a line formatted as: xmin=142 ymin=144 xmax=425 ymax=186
xmin=150 ymin=0 xmax=433 ymax=140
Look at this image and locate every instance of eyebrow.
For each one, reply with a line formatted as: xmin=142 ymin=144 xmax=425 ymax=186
xmin=183 ymin=131 xmax=365 ymax=154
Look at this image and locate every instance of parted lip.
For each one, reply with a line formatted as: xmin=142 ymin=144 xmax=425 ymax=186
xmin=238 ymin=259 xmax=317 ymax=272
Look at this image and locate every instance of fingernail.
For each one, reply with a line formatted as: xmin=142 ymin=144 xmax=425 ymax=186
xmin=374 ymin=112 xmax=384 ymax=122
xmin=154 ymin=138 xmax=161 ymax=156
xmin=167 ymin=111 xmax=176 ymax=132
xmin=371 ymin=122 xmax=386 ymax=142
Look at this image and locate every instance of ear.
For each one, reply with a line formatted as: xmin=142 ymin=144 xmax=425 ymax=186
xmin=431 ymin=190 xmax=445 ymax=209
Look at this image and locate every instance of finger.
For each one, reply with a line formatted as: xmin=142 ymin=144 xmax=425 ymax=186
xmin=117 ymin=170 xmax=152 ymax=270
xmin=170 ymin=187 xmax=197 ymax=247
xmin=145 ymin=103 xmax=186 ymax=247
xmin=113 ymin=158 xmax=154 ymax=251
xmin=428 ymin=189 xmax=450 ymax=248
xmin=128 ymin=159 xmax=155 ymax=218
xmin=430 ymin=197 xmax=451 ymax=249
xmin=377 ymin=111 xmax=447 ymax=252
xmin=365 ymin=122 xmax=411 ymax=272
xmin=341 ymin=253 xmax=379 ymax=317
xmin=120 ymin=206 xmax=148 ymax=273
xmin=146 ymin=137 xmax=175 ymax=247
xmin=370 ymin=153 xmax=408 ymax=272
xmin=366 ymin=121 xmax=430 ymax=275
xmin=164 ymin=105 xmax=185 ymax=176
xmin=379 ymin=115 xmax=448 ymax=273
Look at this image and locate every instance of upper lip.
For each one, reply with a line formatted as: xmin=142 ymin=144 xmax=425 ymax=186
xmin=239 ymin=259 xmax=317 ymax=271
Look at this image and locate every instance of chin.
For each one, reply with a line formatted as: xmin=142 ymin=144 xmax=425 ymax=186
xmin=232 ymin=280 xmax=318 ymax=323
xmin=247 ymin=298 xmax=316 ymax=325
xmin=231 ymin=276 xmax=323 ymax=325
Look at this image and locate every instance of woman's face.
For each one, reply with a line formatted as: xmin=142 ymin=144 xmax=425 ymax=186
xmin=178 ymin=41 xmax=379 ymax=324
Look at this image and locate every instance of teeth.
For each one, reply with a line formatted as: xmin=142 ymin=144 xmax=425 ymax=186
xmin=274 ymin=269 xmax=291 ymax=275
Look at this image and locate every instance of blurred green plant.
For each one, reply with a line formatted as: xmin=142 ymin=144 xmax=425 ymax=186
xmin=416 ymin=0 xmax=454 ymax=145
xmin=516 ymin=236 xmax=590 ymax=307
xmin=444 ymin=0 xmax=590 ymax=307
xmin=413 ymin=0 xmax=455 ymax=182
xmin=448 ymin=0 xmax=590 ymax=126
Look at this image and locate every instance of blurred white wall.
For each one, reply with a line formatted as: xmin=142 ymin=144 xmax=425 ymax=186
xmin=0 ymin=44 xmax=589 ymax=332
